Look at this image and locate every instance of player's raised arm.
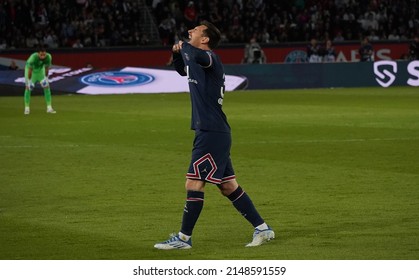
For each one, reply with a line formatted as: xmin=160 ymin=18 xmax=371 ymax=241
xmin=172 ymin=41 xmax=187 ymax=76
xmin=182 ymin=42 xmax=213 ymax=68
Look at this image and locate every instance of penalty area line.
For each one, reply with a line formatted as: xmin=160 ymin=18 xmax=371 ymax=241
xmin=0 ymin=144 xmax=105 ymax=148
xmin=246 ymin=137 xmax=419 ymax=144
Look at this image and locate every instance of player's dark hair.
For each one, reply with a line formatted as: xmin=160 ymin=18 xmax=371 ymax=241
xmin=201 ymin=20 xmax=221 ymax=49
xmin=36 ymin=44 xmax=47 ymax=53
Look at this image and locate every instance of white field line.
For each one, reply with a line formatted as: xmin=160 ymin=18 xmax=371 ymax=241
xmin=0 ymin=144 xmax=105 ymax=148
xmin=239 ymin=137 xmax=419 ymax=144
xmin=0 ymin=137 xmax=418 ymax=148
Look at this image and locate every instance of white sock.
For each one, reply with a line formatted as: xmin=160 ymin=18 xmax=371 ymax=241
xmin=256 ymin=223 xmax=269 ymax=231
xmin=178 ymin=232 xmax=191 ymax=241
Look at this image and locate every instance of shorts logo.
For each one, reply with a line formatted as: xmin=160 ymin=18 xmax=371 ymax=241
xmin=374 ymin=61 xmax=397 ymax=87
xmin=80 ymin=71 xmax=154 ymax=87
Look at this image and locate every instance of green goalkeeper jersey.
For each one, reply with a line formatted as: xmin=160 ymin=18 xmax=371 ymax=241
xmin=25 ymin=52 xmax=52 ymax=73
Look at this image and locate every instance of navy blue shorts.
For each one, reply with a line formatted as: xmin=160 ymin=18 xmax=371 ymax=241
xmin=186 ymin=129 xmax=236 ymax=185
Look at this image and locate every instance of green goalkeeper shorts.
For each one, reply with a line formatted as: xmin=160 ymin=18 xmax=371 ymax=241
xmin=25 ymin=67 xmax=46 ymax=84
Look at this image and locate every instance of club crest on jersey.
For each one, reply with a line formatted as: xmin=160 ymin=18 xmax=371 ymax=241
xmin=80 ymin=71 xmax=154 ymax=87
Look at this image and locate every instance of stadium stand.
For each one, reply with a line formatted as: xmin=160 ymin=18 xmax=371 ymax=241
xmin=0 ymin=0 xmax=417 ymax=49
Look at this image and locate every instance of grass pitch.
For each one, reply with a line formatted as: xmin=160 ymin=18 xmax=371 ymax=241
xmin=0 ymin=87 xmax=418 ymax=260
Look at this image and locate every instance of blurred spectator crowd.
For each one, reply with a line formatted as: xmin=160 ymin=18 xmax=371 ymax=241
xmin=0 ymin=0 xmax=418 ymax=50
xmin=0 ymin=0 xmax=150 ymax=49
xmin=153 ymin=0 xmax=418 ymax=45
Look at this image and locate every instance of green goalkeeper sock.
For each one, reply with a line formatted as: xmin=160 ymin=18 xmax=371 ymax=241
xmin=24 ymin=89 xmax=31 ymax=108
xmin=43 ymin=87 xmax=52 ymax=107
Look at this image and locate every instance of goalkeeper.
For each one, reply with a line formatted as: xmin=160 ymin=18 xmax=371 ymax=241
xmin=24 ymin=45 xmax=56 ymax=115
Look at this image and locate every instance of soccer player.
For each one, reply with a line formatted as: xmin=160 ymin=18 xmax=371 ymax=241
xmin=24 ymin=45 xmax=56 ymax=115
xmin=154 ymin=21 xmax=274 ymax=250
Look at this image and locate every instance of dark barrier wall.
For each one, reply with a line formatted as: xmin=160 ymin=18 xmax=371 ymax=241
xmin=0 ymin=41 xmax=411 ymax=68
xmin=224 ymin=61 xmax=419 ymax=89
xmin=1 ymin=61 xmax=417 ymax=97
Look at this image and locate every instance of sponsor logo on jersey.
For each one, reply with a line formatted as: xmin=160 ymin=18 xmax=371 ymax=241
xmin=80 ymin=71 xmax=154 ymax=87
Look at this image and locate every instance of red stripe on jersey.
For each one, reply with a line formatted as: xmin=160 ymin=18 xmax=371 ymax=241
xmin=187 ymin=197 xmax=204 ymax=202
xmin=221 ymin=175 xmax=236 ymax=183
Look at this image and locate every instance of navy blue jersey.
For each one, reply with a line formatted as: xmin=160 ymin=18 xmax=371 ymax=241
xmin=173 ymin=42 xmax=231 ymax=133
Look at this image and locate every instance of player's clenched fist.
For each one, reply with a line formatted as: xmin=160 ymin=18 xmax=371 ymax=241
xmin=172 ymin=40 xmax=184 ymax=53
